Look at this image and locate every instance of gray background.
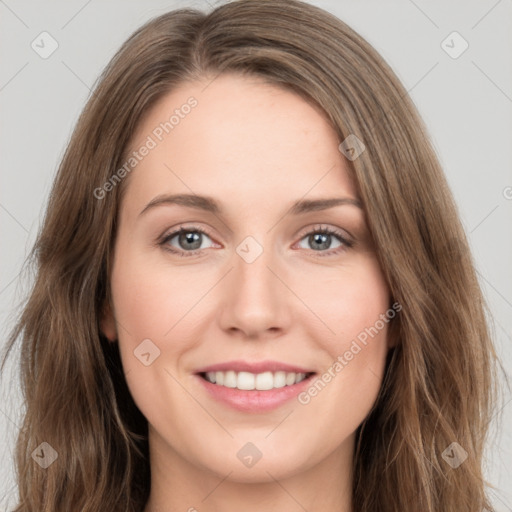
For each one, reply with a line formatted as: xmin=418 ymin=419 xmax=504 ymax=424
xmin=1 ymin=0 xmax=511 ymax=510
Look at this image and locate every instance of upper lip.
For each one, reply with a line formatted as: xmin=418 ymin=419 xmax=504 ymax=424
xmin=195 ymin=360 xmax=315 ymax=375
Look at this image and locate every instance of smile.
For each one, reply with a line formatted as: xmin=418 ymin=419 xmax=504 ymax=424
xmin=200 ymin=370 xmax=312 ymax=390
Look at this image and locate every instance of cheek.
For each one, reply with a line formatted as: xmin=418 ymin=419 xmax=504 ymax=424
xmin=110 ymin=249 xmax=209 ymax=341
xmin=108 ymin=251 xmax=202 ymax=418
xmin=108 ymin=249 xmax=192 ymax=393
xmin=302 ymin=255 xmax=391 ymax=406
xmin=311 ymin=255 xmax=390 ymax=350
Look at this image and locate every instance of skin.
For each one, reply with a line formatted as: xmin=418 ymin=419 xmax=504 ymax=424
xmin=101 ymin=73 xmax=394 ymax=512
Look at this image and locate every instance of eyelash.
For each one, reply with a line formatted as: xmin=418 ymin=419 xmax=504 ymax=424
xmin=158 ymin=224 xmax=354 ymax=258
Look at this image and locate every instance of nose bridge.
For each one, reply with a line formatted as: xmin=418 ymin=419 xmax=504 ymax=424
xmin=219 ymin=234 xmax=288 ymax=335
xmin=234 ymin=234 xmax=277 ymax=301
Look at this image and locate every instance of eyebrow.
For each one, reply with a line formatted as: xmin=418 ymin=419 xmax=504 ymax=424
xmin=138 ymin=193 xmax=362 ymax=217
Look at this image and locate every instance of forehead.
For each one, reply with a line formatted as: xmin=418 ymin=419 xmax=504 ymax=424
xmin=122 ymin=73 xmax=357 ymax=216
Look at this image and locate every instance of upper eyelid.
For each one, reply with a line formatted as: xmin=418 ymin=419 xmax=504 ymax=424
xmin=160 ymin=225 xmax=215 ymax=243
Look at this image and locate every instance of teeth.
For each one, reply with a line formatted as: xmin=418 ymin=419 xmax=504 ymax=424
xmin=224 ymin=370 xmax=237 ymax=388
xmin=238 ymin=371 xmax=255 ymax=390
xmin=204 ymin=370 xmax=309 ymax=390
xmin=256 ymin=371 xmax=275 ymax=390
xmin=285 ymin=372 xmax=296 ymax=386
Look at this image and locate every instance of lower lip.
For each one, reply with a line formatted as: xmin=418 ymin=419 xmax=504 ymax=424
xmin=195 ymin=373 xmax=316 ymax=413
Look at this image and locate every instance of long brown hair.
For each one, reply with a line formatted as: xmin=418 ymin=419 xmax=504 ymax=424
xmin=1 ymin=0 xmax=501 ymax=510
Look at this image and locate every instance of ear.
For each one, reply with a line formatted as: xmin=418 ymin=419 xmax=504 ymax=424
xmin=100 ymin=299 xmax=118 ymax=342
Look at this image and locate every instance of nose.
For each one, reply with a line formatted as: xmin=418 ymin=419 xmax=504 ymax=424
xmin=217 ymin=238 xmax=292 ymax=339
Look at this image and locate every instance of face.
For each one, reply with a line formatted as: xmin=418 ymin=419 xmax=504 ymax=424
xmin=102 ymin=73 xmax=394 ymax=485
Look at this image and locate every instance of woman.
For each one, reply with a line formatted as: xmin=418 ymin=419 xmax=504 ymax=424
xmin=1 ymin=0 xmax=500 ymax=510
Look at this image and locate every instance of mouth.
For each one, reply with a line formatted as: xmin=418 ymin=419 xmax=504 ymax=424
xmin=194 ymin=366 xmax=317 ymax=413
xmin=197 ymin=370 xmax=316 ymax=391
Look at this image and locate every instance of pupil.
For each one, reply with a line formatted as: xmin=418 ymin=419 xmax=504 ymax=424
xmin=311 ymin=233 xmax=330 ymax=251
xmin=180 ymin=231 xmax=201 ymax=250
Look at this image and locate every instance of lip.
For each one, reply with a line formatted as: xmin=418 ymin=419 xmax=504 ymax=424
xmin=194 ymin=361 xmax=316 ymax=413
xmin=194 ymin=360 xmax=315 ymax=374
xmin=195 ymin=373 xmax=315 ymax=412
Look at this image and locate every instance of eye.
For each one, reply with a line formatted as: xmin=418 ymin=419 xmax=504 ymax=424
xmin=295 ymin=225 xmax=353 ymax=256
xmin=159 ymin=225 xmax=216 ymax=256
xmin=158 ymin=224 xmax=353 ymax=258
